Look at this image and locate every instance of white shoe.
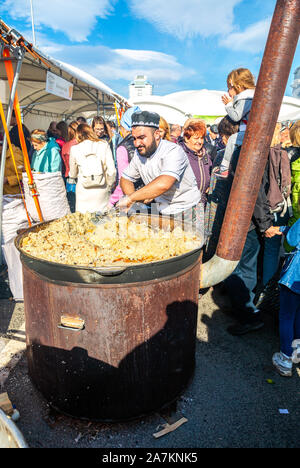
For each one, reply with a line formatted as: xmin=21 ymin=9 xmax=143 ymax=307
xmin=272 ymin=351 xmax=292 ymax=377
xmin=291 ymin=339 xmax=300 ymax=364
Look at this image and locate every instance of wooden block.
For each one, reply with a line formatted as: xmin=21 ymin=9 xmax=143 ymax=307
xmin=60 ymin=315 xmax=85 ymax=330
xmin=0 ymin=392 xmax=14 ymax=415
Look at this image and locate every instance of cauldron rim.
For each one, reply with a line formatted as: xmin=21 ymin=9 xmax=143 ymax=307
xmin=15 ymin=214 xmax=203 ymax=281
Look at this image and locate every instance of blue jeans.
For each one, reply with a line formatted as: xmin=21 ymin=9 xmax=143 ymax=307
xmin=66 ymin=182 xmax=76 ymax=213
xmin=263 ymin=212 xmax=289 ymax=286
xmin=224 ymin=229 xmax=261 ymax=320
xmin=263 ymin=235 xmax=282 ymax=286
xmin=279 ymin=286 xmax=300 ymax=357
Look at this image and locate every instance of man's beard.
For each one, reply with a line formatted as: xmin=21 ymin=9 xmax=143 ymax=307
xmin=137 ymin=138 xmax=158 ymax=158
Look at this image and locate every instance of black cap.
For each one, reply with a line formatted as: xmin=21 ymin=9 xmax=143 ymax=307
xmin=210 ymin=124 xmax=219 ymax=134
xmin=131 ymin=111 xmax=160 ymax=129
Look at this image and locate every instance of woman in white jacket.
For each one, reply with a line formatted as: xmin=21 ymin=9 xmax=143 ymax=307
xmin=69 ymin=123 xmax=116 ymax=214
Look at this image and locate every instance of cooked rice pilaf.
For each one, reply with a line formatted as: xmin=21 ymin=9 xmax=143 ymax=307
xmin=20 ymin=212 xmax=201 ymax=266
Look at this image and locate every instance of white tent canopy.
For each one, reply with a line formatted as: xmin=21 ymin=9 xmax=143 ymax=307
xmin=0 ymin=19 xmax=128 ymax=131
xmin=164 ymin=90 xmax=226 ymax=119
xmin=277 ymin=96 xmax=300 ymax=122
xmin=128 ymin=95 xmax=191 ymax=126
xmin=130 ymin=89 xmax=300 ymax=125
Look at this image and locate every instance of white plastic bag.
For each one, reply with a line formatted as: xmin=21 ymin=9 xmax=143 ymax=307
xmin=2 ymin=241 xmax=23 ymax=300
xmin=2 ymin=195 xmax=30 ymax=245
xmin=23 ymin=172 xmax=70 ymax=222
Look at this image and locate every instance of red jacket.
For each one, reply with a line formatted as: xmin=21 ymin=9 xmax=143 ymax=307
xmin=61 ymin=139 xmax=77 ymax=177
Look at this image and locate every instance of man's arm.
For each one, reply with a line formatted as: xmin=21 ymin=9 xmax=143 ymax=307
xmin=119 ymin=175 xmax=176 ymax=207
xmin=130 ymin=175 xmax=176 ymax=202
xmin=120 ymin=177 xmax=136 ymax=196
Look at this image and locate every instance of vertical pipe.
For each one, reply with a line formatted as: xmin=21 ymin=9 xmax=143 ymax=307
xmin=0 ymin=50 xmax=23 ymax=263
xmin=200 ymin=0 xmax=300 ymax=288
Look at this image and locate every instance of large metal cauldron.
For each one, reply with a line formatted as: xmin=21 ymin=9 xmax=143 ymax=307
xmin=16 ymin=214 xmax=202 ymax=421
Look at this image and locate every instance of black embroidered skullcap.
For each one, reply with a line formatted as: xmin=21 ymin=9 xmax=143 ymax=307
xmin=131 ymin=111 xmax=160 ymax=129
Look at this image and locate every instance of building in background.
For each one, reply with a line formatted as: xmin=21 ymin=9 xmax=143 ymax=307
xmin=129 ymin=75 xmax=153 ymax=99
xmin=292 ymin=67 xmax=300 ymax=99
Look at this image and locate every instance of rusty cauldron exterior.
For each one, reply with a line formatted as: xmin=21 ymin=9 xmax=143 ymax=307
xmin=16 ymin=214 xmax=202 ymax=421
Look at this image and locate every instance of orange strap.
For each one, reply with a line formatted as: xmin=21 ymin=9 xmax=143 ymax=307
xmin=119 ymin=106 xmax=125 ymax=122
xmin=114 ymin=102 xmax=121 ymax=126
xmin=0 ymin=99 xmax=32 ymax=226
xmin=3 ymin=47 xmax=43 ymax=222
xmin=0 ymin=19 xmax=51 ymax=68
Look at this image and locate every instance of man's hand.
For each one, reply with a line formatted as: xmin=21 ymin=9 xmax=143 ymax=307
xmin=115 ymin=195 xmax=134 ymax=212
xmin=221 ymin=94 xmax=232 ymax=105
xmin=264 ymin=226 xmax=282 ymax=238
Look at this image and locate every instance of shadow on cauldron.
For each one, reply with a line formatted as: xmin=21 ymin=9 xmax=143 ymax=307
xmin=26 ymin=300 xmax=198 ymax=423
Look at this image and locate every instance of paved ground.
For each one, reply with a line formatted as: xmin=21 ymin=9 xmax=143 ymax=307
xmin=0 ymin=287 xmax=299 ymax=449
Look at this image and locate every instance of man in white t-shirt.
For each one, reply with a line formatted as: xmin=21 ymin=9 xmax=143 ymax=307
xmin=119 ymin=111 xmax=200 ymax=216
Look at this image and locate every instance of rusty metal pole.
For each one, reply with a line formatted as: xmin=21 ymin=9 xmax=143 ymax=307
xmin=200 ymin=0 xmax=300 ymax=288
xmin=218 ymin=0 xmax=300 ymax=261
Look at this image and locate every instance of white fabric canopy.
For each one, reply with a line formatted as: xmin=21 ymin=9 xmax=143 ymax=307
xmin=130 ymin=89 xmax=300 ymax=125
xmin=277 ymin=96 xmax=300 ymax=122
xmin=0 ymin=20 xmax=128 ymax=131
xmin=128 ymin=95 xmax=190 ymax=126
xmin=164 ymin=90 xmax=226 ymax=118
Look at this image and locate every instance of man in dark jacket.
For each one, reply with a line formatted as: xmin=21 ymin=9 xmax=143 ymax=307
xmin=9 ymin=112 xmax=32 ymax=155
xmin=222 ymin=147 xmax=280 ymax=335
xmin=205 ymin=124 xmax=225 ymax=151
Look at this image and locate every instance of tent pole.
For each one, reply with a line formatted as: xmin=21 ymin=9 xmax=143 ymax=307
xmin=97 ymin=91 xmax=100 ymax=116
xmin=0 ymin=48 xmax=24 ymax=263
xmin=102 ymin=93 xmax=105 ymax=119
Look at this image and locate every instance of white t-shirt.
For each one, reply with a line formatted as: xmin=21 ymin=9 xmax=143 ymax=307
xmin=122 ymin=139 xmax=200 ymax=215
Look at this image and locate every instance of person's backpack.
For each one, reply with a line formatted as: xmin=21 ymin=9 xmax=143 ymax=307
xmin=267 ymin=144 xmax=292 ymax=217
xmin=81 ymin=142 xmax=106 ymax=189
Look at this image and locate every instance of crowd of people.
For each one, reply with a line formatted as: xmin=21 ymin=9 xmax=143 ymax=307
xmin=1 ymin=68 xmax=299 ymax=378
